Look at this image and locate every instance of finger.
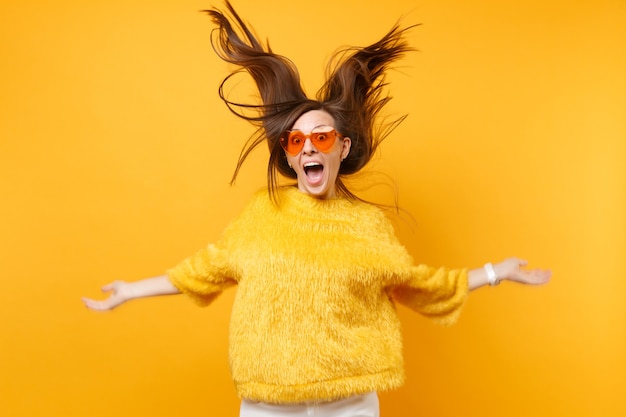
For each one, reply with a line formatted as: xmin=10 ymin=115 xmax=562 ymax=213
xmin=82 ymin=297 xmax=106 ymax=311
xmin=522 ymin=269 xmax=551 ymax=285
xmin=534 ymin=269 xmax=552 ymax=284
xmin=82 ymin=295 xmax=119 ymax=311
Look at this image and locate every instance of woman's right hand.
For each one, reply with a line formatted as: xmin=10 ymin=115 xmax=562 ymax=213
xmin=82 ymin=275 xmax=181 ymax=311
xmin=82 ymin=281 xmax=133 ymax=311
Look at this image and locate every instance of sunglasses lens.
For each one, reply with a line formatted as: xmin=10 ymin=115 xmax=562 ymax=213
xmin=286 ymin=131 xmax=306 ymax=155
xmin=311 ymin=130 xmax=336 ymax=152
xmin=279 ymin=128 xmax=340 ymax=155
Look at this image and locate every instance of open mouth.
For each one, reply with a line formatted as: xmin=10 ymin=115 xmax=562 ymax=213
xmin=303 ymin=162 xmax=324 ymax=184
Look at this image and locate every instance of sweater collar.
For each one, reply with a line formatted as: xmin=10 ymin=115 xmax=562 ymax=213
xmin=278 ymin=186 xmax=355 ymax=212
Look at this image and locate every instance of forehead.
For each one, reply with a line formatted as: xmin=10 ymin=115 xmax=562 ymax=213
xmin=291 ymin=110 xmax=335 ymax=132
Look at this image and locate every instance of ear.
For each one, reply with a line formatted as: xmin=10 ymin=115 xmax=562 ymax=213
xmin=340 ymin=137 xmax=352 ymax=160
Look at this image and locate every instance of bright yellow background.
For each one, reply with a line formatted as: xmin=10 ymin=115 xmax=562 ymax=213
xmin=1 ymin=0 xmax=624 ymax=416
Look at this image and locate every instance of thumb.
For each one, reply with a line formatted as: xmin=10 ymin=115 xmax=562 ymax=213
xmin=100 ymin=281 xmax=120 ymax=293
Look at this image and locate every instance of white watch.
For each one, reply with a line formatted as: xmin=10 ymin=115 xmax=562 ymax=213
xmin=484 ymin=262 xmax=499 ymax=286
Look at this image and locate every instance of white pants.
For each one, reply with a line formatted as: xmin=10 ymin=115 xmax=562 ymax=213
xmin=239 ymin=392 xmax=380 ymax=417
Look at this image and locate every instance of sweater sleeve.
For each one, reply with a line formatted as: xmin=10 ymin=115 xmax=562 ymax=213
xmin=167 ymin=242 xmax=238 ymax=307
xmin=371 ymin=211 xmax=468 ymax=325
xmin=390 ymin=264 xmax=468 ymax=326
xmin=167 ymin=190 xmax=269 ymax=306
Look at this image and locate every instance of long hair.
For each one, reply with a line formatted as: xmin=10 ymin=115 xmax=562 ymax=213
xmin=205 ymin=1 xmax=414 ymax=202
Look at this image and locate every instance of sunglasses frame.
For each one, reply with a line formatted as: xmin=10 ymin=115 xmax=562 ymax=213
xmin=279 ymin=128 xmax=344 ymax=156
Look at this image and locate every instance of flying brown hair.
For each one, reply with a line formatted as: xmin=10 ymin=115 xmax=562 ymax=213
xmin=205 ymin=1 xmax=415 ymax=201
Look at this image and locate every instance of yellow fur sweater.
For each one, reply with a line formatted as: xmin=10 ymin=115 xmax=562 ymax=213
xmin=167 ymin=186 xmax=468 ymax=404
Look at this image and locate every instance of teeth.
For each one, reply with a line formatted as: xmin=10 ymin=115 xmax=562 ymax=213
xmin=304 ymin=162 xmax=321 ymax=167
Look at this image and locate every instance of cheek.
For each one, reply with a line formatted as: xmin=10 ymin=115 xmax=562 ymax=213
xmin=327 ymin=157 xmax=343 ymax=177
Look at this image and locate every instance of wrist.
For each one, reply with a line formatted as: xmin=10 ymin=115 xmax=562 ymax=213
xmin=484 ymin=262 xmax=500 ymax=286
xmin=120 ymin=281 xmax=138 ymax=302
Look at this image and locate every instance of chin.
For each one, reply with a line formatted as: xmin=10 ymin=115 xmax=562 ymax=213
xmin=299 ymin=181 xmax=335 ymax=199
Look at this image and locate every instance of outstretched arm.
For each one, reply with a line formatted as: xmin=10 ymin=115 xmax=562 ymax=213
xmin=82 ymin=275 xmax=181 ymax=311
xmin=468 ymin=257 xmax=551 ymax=291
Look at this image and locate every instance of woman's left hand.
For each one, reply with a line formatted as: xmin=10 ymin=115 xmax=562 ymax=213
xmin=468 ymin=257 xmax=551 ymax=290
xmin=493 ymin=257 xmax=552 ymax=285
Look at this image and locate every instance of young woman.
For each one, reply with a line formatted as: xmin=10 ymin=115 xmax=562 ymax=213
xmin=83 ymin=2 xmax=551 ymax=416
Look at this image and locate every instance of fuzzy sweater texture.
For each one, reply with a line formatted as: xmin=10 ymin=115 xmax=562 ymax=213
xmin=167 ymin=186 xmax=468 ymax=404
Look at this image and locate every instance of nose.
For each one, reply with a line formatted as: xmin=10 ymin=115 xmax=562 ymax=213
xmin=302 ymin=138 xmax=318 ymax=154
